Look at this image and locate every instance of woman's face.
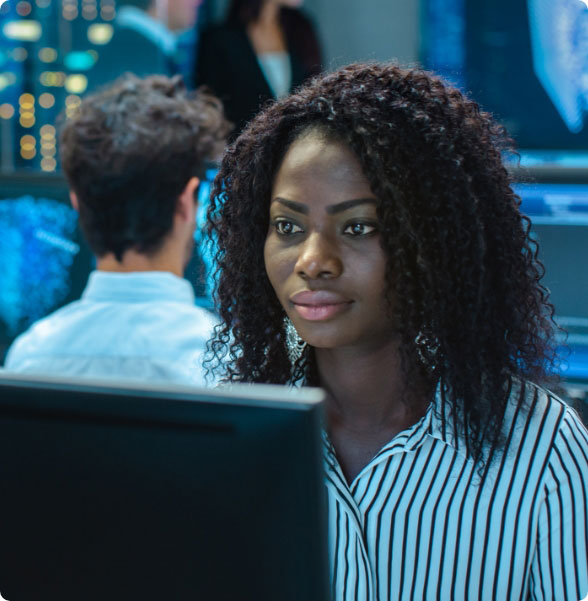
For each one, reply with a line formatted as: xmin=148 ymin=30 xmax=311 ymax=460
xmin=264 ymin=131 xmax=397 ymax=352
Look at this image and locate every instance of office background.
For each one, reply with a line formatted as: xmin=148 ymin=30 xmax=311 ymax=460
xmin=205 ymin=0 xmax=422 ymax=68
xmin=1 ymin=0 xmax=587 ymax=417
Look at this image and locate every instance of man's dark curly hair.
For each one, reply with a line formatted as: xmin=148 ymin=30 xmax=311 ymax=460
xmin=60 ymin=73 xmax=230 ymax=261
xmin=207 ymin=63 xmax=556 ymax=463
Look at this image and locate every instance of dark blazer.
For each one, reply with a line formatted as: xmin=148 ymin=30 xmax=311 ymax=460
xmin=194 ymin=13 xmax=321 ymax=136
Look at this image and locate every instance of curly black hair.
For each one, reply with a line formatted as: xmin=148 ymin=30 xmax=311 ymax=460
xmin=207 ymin=63 xmax=557 ymax=464
xmin=60 ymin=73 xmax=230 ymax=261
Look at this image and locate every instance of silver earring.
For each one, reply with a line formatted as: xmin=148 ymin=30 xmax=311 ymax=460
xmin=284 ymin=317 xmax=306 ymax=364
xmin=415 ymin=329 xmax=439 ymax=371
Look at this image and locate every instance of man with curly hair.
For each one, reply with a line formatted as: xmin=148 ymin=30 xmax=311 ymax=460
xmin=207 ymin=63 xmax=588 ymax=600
xmin=6 ymin=73 xmax=229 ymax=385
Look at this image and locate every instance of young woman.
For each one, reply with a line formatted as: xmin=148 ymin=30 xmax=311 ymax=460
xmin=194 ymin=0 xmax=322 ymax=136
xmin=206 ymin=64 xmax=588 ymax=600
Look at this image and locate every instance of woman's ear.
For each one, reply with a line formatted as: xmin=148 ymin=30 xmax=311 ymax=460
xmin=69 ymin=191 xmax=79 ymax=211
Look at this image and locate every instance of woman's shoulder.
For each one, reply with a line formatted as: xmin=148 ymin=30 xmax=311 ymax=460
xmin=515 ymin=379 xmax=582 ymax=422
xmin=506 ymin=379 xmax=587 ymax=466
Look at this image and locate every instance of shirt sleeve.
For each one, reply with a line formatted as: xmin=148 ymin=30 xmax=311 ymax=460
xmin=3 ymin=333 xmax=29 ymax=370
xmin=530 ymin=407 xmax=588 ymax=601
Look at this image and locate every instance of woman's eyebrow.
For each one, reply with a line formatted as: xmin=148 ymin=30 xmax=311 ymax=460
xmin=272 ymin=198 xmax=308 ymax=214
xmin=326 ymin=198 xmax=378 ymax=215
xmin=271 ymin=197 xmax=378 ymax=215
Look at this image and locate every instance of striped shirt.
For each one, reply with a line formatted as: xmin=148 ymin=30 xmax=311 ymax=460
xmin=323 ymin=380 xmax=588 ymax=601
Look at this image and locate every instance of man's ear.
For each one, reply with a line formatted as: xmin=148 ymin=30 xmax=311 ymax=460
xmin=176 ymin=177 xmax=200 ymax=221
xmin=69 ymin=191 xmax=79 ymax=211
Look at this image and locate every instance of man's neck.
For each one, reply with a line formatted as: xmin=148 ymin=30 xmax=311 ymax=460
xmin=96 ymin=249 xmax=183 ymax=277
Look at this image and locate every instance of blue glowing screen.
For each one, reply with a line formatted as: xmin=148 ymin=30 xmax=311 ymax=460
xmin=527 ymin=0 xmax=588 ymax=134
xmin=423 ymin=0 xmax=588 ymax=152
xmin=0 ymin=195 xmax=80 ymax=337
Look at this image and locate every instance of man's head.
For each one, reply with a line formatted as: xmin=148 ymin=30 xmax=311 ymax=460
xmin=60 ymin=73 xmax=229 ymax=269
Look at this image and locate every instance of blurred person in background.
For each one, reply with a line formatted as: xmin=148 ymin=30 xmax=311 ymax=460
xmin=5 ymin=74 xmax=230 ymax=385
xmin=87 ymin=0 xmax=204 ymax=91
xmin=194 ymin=0 xmax=322 ymax=136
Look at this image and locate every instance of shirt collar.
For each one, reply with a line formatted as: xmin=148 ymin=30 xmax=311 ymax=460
xmin=372 ymin=401 xmax=435 ymax=458
xmin=426 ymin=384 xmax=470 ymax=459
xmin=322 ymin=401 xmax=435 ymax=485
xmin=323 ymin=383 xmax=470 ymax=481
xmin=116 ymin=6 xmax=177 ymax=55
xmin=82 ymin=270 xmax=196 ymax=305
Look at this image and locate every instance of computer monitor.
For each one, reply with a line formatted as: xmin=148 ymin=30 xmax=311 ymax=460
xmin=0 ymin=374 xmax=329 ymax=601
xmin=516 ymin=182 xmax=588 ymax=384
xmin=422 ymin=0 xmax=588 ymax=166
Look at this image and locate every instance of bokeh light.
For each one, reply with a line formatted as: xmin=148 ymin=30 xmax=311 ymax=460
xmin=38 ymin=92 xmax=55 ymax=109
xmin=40 ymin=124 xmax=56 ymax=136
xmin=64 ymin=50 xmax=95 ymax=71
xmin=20 ymin=135 xmax=36 ymax=152
xmin=11 ymin=47 xmax=28 ymax=62
xmin=87 ymin=23 xmax=113 ymax=44
xmin=3 ymin=20 xmax=42 ymax=42
xmin=16 ymin=2 xmax=33 ymax=17
xmin=40 ymin=157 xmax=57 ymax=171
xmin=40 ymin=71 xmax=66 ymax=87
xmin=0 ymin=73 xmax=17 ymax=91
xmin=64 ymin=74 xmax=87 ymax=94
xmin=0 ymin=103 xmax=15 ymax=119
xmin=39 ymin=47 xmax=58 ymax=63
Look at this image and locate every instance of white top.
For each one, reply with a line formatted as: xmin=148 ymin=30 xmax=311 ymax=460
xmin=324 ymin=380 xmax=588 ymax=600
xmin=257 ymin=51 xmax=291 ymax=99
xmin=4 ymin=271 xmax=217 ymax=386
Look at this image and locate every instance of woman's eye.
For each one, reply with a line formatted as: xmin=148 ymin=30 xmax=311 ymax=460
xmin=274 ymin=220 xmax=302 ymax=235
xmin=344 ymin=222 xmax=377 ymax=236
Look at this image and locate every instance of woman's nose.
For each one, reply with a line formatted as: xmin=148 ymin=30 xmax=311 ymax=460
xmin=295 ymin=232 xmax=343 ymax=280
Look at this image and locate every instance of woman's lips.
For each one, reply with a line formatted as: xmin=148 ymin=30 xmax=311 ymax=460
xmin=294 ymin=303 xmax=350 ymax=321
xmin=290 ymin=291 xmax=352 ymax=322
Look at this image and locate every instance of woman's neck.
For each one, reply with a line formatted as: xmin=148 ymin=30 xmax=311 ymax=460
xmin=316 ymin=341 xmax=432 ymax=483
xmin=257 ymin=1 xmax=281 ymax=26
xmin=247 ymin=1 xmax=286 ymax=54
xmin=317 ymin=342 xmax=422 ymax=425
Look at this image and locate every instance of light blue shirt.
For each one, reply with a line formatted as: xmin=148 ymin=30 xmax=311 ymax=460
xmin=5 ymin=271 xmax=217 ymax=386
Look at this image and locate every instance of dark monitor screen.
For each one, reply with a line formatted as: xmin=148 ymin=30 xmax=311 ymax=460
xmin=0 ymin=374 xmax=329 ymax=601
